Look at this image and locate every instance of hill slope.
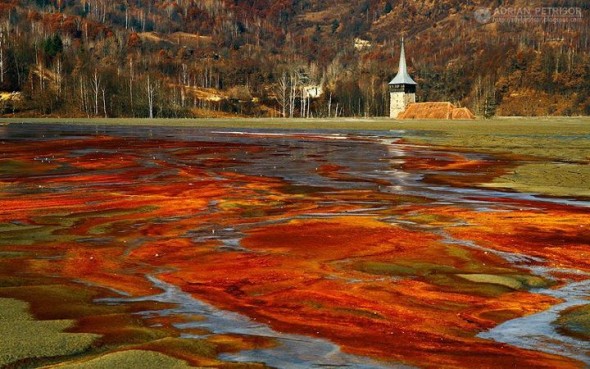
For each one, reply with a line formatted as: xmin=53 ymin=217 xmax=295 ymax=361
xmin=0 ymin=0 xmax=589 ymax=117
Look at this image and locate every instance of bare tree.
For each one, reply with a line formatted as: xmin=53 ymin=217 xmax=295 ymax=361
xmin=54 ymin=57 xmax=62 ymax=96
xmin=129 ymin=59 xmax=135 ymax=117
xmin=146 ymin=75 xmax=156 ymax=119
xmin=181 ymin=63 xmax=188 ymax=86
xmin=102 ymin=87 xmax=107 ymax=118
xmin=91 ymin=69 xmax=101 ymax=116
xmin=125 ymin=4 xmax=129 ymax=29
xmin=288 ymin=70 xmax=300 ymax=118
xmin=300 ymin=86 xmax=306 ymax=118
xmin=274 ymin=72 xmax=288 ymax=117
xmin=0 ymin=26 xmax=5 ymax=85
xmin=300 ymin=87 xmax=312 ymax=118
xmin=79 ymin=77 xmax=89 ymax=117
xmin=34 ymin=44 xmax=44 ymax=92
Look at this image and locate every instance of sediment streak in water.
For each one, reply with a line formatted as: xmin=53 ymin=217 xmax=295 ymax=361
xmin=478 ymin=279 xmax=590 ymax=365
xmin=98 ymin=275 xmax=413 ymax=369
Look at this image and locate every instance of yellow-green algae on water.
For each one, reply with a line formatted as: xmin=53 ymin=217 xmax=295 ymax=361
xmin=0 ymin=276 xmax=272 ymax=368
xmin=395 ymin=118 xmax=590 ymax=198
xmin=41 ymin=350 xmax=199 ymax=369
xmin=395 ymin=118 xmax=590 ymax=162
xmin=0 ymin=297 xmax=99 ymax=367
xmin=482 ymin=163 xmax=590 ymax=198
xmin=456 ymin=274 xmax=549 ymax=291
xmin=555 ymin=304 xmax=590 ymax=340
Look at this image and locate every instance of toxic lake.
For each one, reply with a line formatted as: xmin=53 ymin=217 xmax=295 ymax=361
xmin=0 ymin=119 xmax=589 ymax=369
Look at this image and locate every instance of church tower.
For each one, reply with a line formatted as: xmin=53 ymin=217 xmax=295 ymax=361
xmin=389 ymin=38 xmax=417 ymax=118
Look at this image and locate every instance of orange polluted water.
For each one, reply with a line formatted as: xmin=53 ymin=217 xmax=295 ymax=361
xmin=0 ymin=124 xmax=589 ymax=369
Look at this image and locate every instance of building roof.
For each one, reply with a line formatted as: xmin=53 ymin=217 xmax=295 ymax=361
xmin=388 ymin=38 xmax=417 ymax=86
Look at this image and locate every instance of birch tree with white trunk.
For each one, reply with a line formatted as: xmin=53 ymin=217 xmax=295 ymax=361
xmin=146 ymin=75 xmax=156 ymax=119
xmin=274 ymin=72 xmax=288 ymax=117
xmin=0 ymin=26 xmax=5 ymax=85
xmin=91 ymin=69 xmax=101 ymax=116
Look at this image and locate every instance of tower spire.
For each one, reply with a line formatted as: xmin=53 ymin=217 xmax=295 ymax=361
xmin=398 ymin=37 xmax=408 ymax=79
xmin=389 ymin=38 xmax=416 ymax=85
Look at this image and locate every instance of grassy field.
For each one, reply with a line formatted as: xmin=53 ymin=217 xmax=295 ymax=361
xmin=3 ymin=116 xmax=590 ymax=198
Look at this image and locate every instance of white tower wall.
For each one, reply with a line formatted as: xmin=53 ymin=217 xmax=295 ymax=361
xmin=390 ymin=91 xmax=415 ymax=118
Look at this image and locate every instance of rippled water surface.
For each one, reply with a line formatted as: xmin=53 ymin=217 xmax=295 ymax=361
xmin=0 ymin=123 xmax=589 ymax=369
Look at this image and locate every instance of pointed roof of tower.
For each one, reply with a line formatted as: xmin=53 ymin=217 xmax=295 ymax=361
xmin=388 ymin=38 xmax=417 ymax=85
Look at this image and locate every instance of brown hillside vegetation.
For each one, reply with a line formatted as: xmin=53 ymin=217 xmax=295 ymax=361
xmin=0 ymin=0 xmax=589 ymax=118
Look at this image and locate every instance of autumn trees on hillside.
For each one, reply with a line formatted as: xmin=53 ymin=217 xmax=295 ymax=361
xmin=0 ymin=0 xmax=589 ymax=117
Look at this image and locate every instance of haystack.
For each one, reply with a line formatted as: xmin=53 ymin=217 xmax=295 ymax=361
xmin=451 ymin=107 xmax=476 ymax=119
xmin=397 ymin=102 xmax=475 ymax=119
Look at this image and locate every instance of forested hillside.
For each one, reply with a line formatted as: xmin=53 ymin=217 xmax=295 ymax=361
xmin=0 ymin=0 xmax=589 ymax=118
